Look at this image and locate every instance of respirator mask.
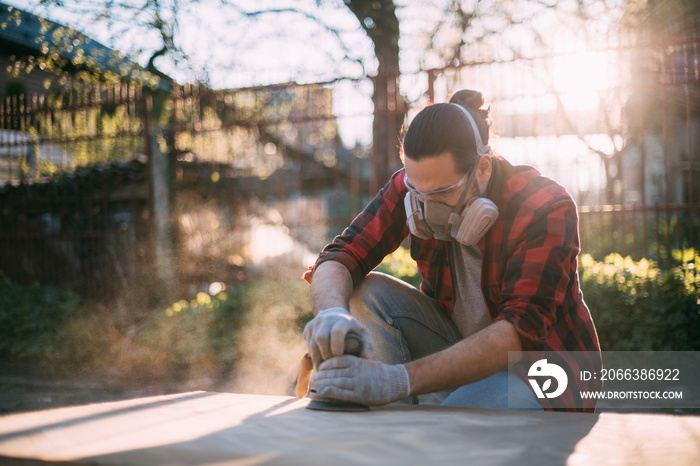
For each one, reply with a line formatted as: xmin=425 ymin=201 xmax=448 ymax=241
xmin=403 ymin=104 xmax=499 ymax=246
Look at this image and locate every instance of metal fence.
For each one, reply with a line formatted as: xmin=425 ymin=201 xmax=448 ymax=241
xmin=0 ymin=83 xmax=152 ymax=297
xmin=413 ymin=24 xmax=700 ymax=268
xmin=0 ymin=83 xmax=147 ymax=181
xmin=1 ymin=24 xmax=699 ymax=298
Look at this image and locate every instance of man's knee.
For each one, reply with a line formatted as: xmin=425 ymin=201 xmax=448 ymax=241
xmin=349 ymin=272 xmax=391 ymax=321
xmin=351 ymin=272 xmax=397 ymax=301
xmin=349 ymin=272 xmax=408 ymax=322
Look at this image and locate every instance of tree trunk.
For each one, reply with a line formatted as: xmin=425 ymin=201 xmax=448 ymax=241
xmin=344 ymin=0 xmax=405 ymax=193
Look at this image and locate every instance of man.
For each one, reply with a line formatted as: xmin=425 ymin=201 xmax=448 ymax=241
xmin=302 ymin=90 xmax=601 ymax=412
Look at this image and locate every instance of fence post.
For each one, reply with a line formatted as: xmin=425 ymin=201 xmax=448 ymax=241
xmin=144 ymin=94 xmax=177 ymax=295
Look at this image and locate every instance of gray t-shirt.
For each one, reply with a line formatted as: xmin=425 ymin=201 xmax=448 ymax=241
xmin=449 ymin=241 xmax=491 ymax=338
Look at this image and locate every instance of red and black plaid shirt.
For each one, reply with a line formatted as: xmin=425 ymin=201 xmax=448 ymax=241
xmin=304 ymin=156 xmax=601 ymax=412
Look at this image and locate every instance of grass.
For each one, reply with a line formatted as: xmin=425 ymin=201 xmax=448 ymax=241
xmin=1 ymin=277 xmax=311 ymax=396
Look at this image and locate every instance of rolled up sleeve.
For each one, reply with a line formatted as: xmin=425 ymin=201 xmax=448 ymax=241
xmin=303 ymin=170 xmax=410 ymax=288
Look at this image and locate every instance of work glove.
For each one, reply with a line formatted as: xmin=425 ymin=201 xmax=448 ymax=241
xmin=310 ymin=355 xmax=410 ymax=406
xmin=303 ymin=307 xmax=374 ymax=368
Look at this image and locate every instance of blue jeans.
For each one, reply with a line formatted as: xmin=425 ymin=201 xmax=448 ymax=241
xmin=348 ymin=272 xmax=542 ymax=410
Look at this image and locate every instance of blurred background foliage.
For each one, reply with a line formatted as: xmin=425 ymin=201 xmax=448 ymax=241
xmin=2 ymin=248 xmax=698 ymax=384
xmin=0 ymin=282 xmax=106 ymax=373
xmin=580 ymin=250 xmax=700 ymax=351
xmin=0 ymin=277 xmax=310 ymax=392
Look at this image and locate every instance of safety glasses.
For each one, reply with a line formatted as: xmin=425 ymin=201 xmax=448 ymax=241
xmin=404 ymin=169 xmax=473 ymax=203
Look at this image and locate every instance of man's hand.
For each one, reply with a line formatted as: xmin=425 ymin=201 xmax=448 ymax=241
xmin=303 ymin=307 xmax=374 ymax=368
xmin=310 ymin=355 xmax=410 ymax=406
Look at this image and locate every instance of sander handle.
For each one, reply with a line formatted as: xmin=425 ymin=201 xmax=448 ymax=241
xmin=295 ymin=333 xmax=364 ymax=398
xmin=342 ymin=333 xmax=363 ymax=357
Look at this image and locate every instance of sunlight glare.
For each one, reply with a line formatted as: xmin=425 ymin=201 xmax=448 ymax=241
xmin=552 ymin=51 xmax=611 ymax=111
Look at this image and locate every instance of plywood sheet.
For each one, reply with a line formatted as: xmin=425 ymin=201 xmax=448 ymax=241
xmin=0 ymin=392 xmax=698 ymax=465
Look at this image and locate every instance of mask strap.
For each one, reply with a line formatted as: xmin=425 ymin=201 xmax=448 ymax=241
xmin=448 ymin=166 xmax=477 ymax=227
xmin=450 ymin=103 xmax=490 ymax=156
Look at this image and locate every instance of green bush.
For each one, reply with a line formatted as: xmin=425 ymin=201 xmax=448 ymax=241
xmin=580 ymin=250 xmax=700 ymax=351
xmin=0 ymin=281 xmax=84 ymax=360
xmin=132 ymin=288 xmax=248 ymax=381
xmin=376 ymin=247 xmax=422 ymax=288
xmin=376 ymin=247 xmax=700 ymax=351
xmin=0 ymin=278 xmax=310 ymax=382
xmin=133 ymin=279 xmax=310 ymax=382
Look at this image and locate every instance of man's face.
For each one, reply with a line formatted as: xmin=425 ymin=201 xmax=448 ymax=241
xmin=403 ymin=152 xmax=474 ymax=208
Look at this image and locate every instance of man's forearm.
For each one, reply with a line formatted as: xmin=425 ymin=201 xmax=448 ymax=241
xmin=404 ymin=320 xmax=523 ymax=396
xmin=310 ymin=261 xmax=354 ymax=315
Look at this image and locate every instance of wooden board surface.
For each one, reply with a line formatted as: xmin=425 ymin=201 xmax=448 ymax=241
xmin=0 ymin=392 xmax=699 ymax=465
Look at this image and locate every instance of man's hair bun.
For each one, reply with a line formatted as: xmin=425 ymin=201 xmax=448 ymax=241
xmin=449 ymin=89 xmax=485 ymax=111
xmin=448 ymin=89 xmax=491 ymax=138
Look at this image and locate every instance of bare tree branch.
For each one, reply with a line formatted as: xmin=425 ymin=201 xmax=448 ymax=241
xmin=225 ymin=3 xmax=367 ymax=75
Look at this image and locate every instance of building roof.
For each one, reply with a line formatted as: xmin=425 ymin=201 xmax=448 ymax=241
xmin=0 ymin=1 xmax=171 ymax=91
